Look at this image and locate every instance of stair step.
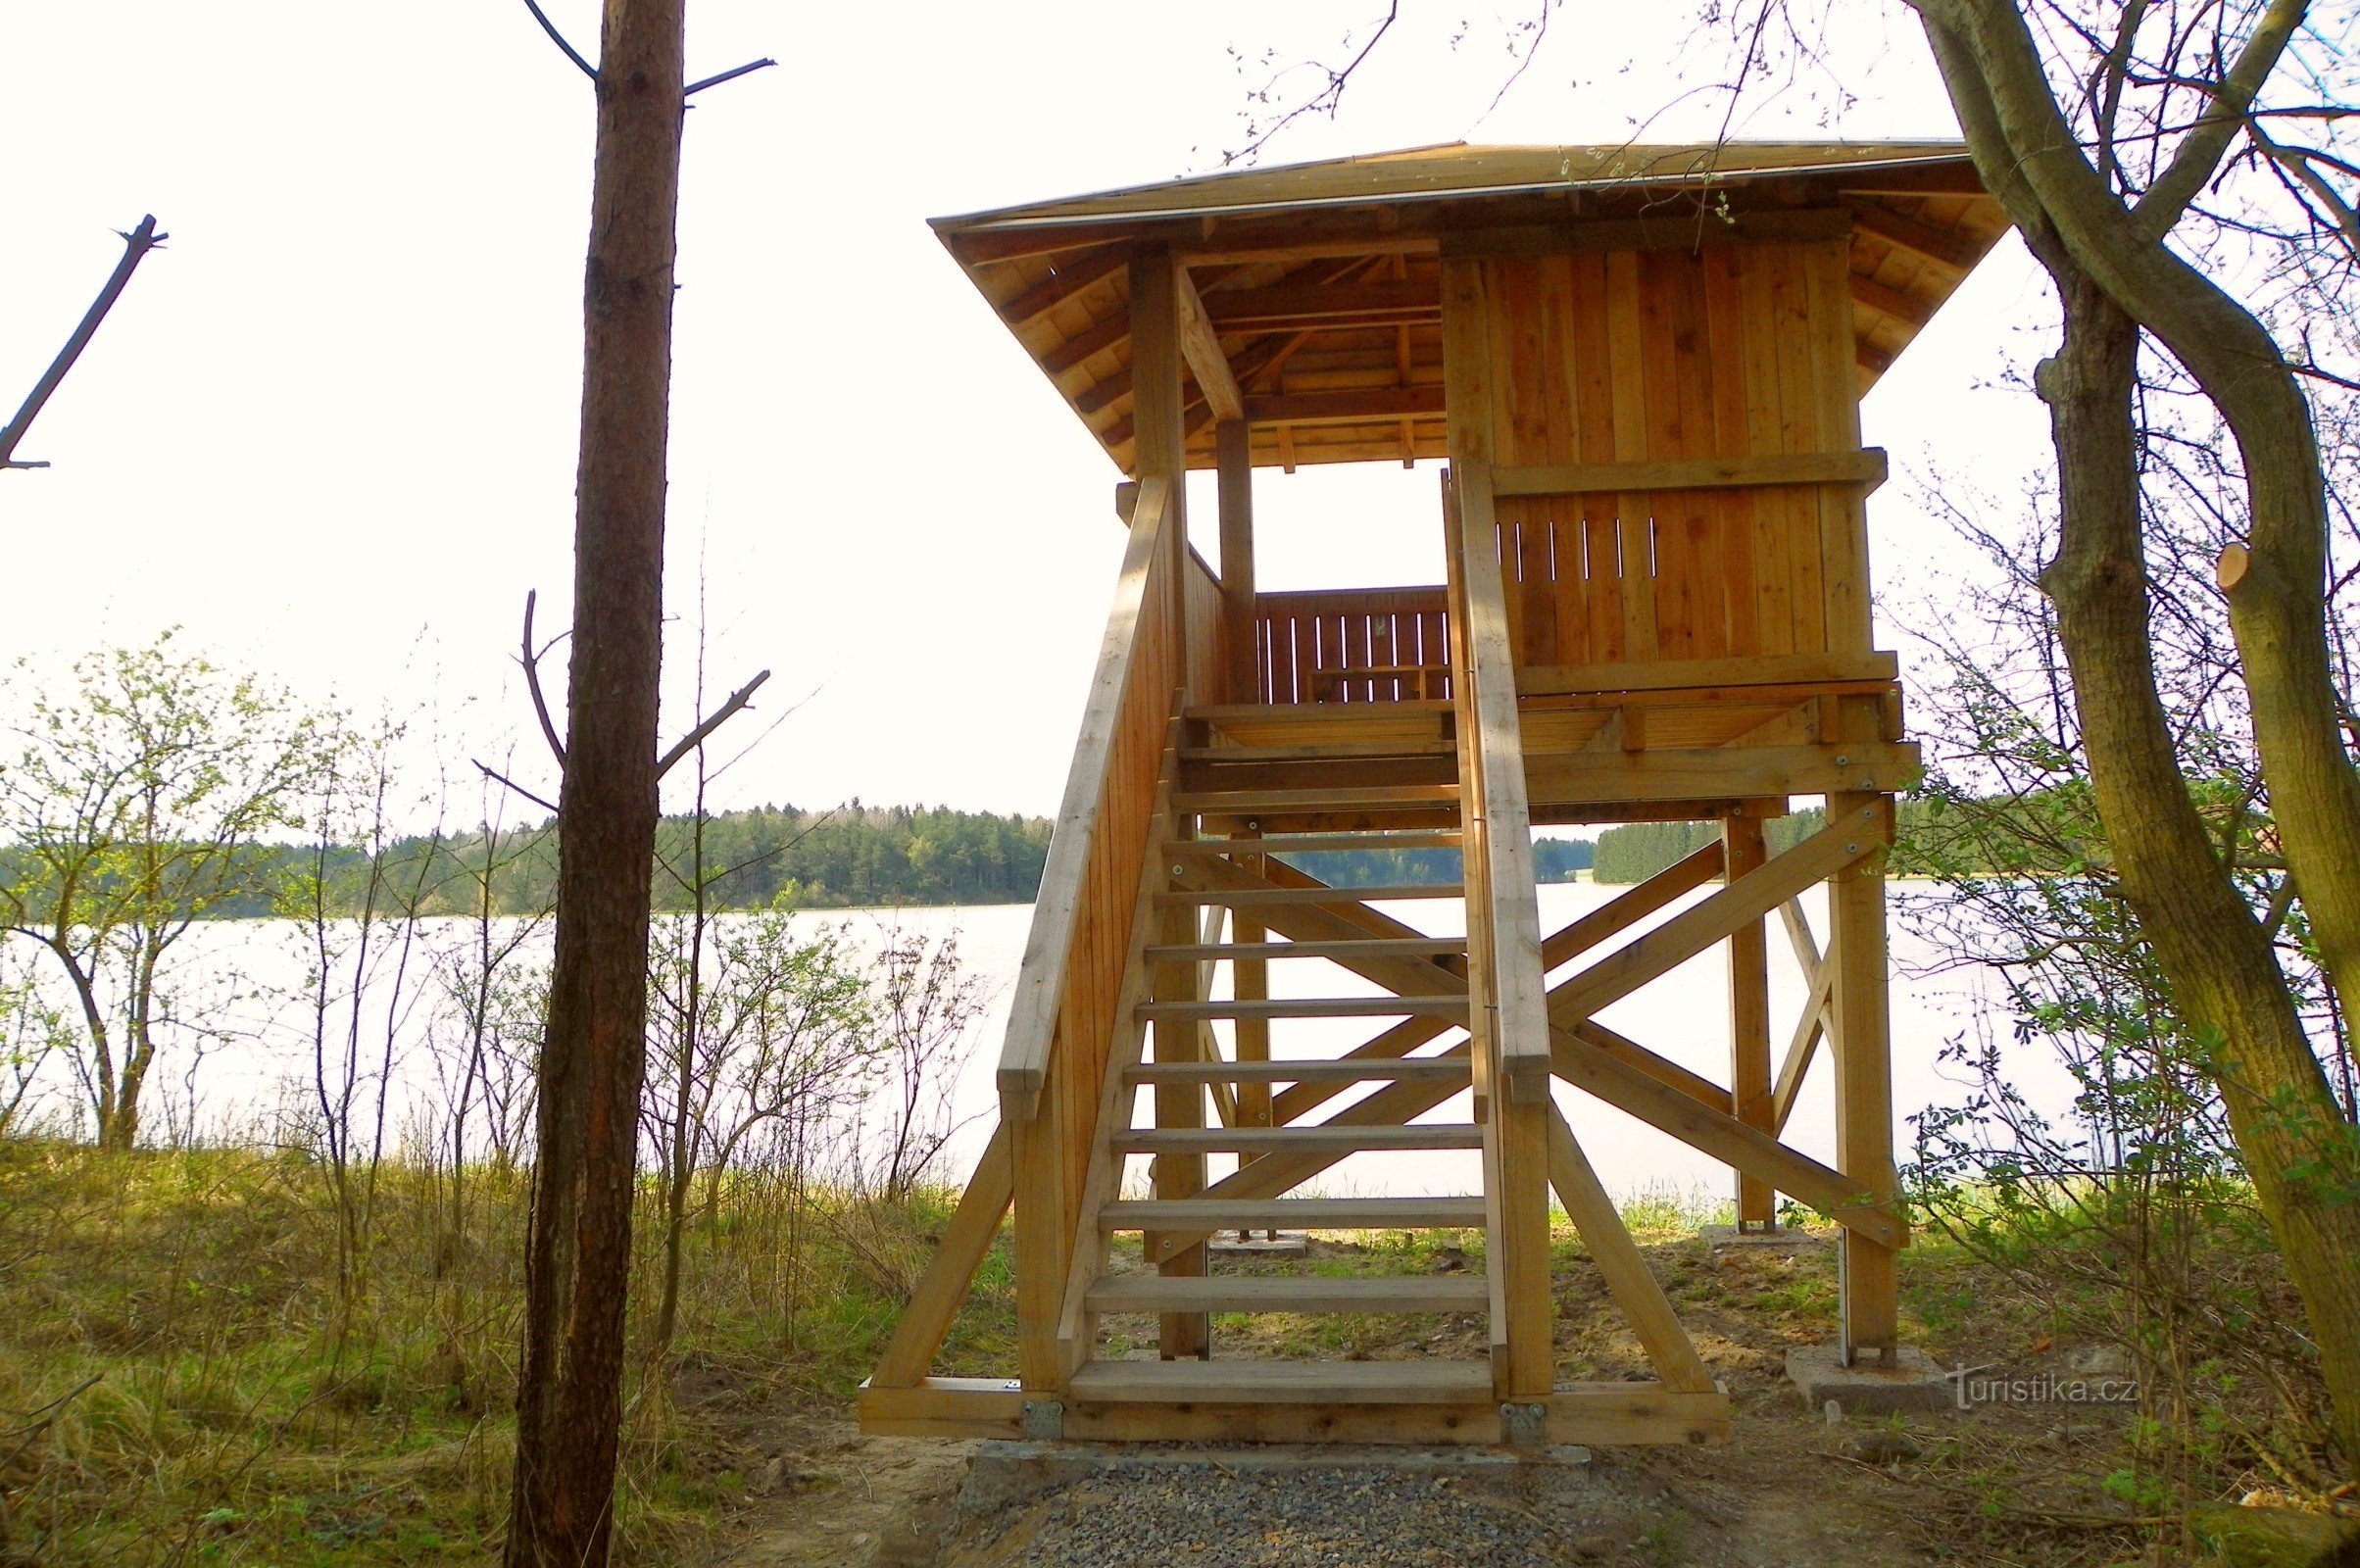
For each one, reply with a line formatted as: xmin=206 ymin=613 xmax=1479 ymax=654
xmin=1185 ymin=701 xmax=1453 ymax=724
xmin=1136 ymin=997 xmax=1468 ymax=1021
xmin=1169 ymin=833 xmax=1464 ymax=855
xmin=1154 ymin=885 xmax=1461 ymax=906
xmin=1101 ymin=1197 xmax=1487 ymax=1231
xmin=1067 ymin=1358 xmax=1492 ymax=1406
xmin=1112 ymin=1123 xmax=1484 ymax=1155
xmin=1175 ymin=785 xmax=1462 ymax=813
xmin=1147 ymin=939 xmax=1466 ymax=962
xmin=1181 ymin=741 xmax=1458 ymax=761
xmin=1086 ymin=1273 xmax=1489 ymax=1315
xmin=1126 ymin=1057 xmax=1472 ymax=1086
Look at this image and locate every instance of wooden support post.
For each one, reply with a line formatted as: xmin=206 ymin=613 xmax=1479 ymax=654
xmin=1231 ymin=837 xmax=1272 ymax=1235
xmin=1829 ymin=775 xmax=1897 ymax=1363
xmin=1152 ymin=835 xmax=1210 ymax=1359
xmin=1216 ymin=419 xmax=1258 ymax=704
xmin=1012 ymin=1089 xmax=1073 ymax=1390
xmin=1724 ymin=816 xmax=1775 ymax=1229
xmin=1131 ymin=248 xmax=1189 ymax=677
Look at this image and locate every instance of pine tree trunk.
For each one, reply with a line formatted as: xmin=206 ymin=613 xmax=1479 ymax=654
xmin=504 ymin=2 xmax=685 ymax=1562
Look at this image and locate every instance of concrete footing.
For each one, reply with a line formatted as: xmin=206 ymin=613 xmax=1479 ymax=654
xmin=1786 ymin=1345 xmax=1953 ymax=1415
xmin=1699 ymin=1224 xmax=1823 ymax=1250
xmin=1205 ymin=1233 xmax=1310 ymax=1258
xmin=958 ymin=1441 xmax=1592 ymax=1520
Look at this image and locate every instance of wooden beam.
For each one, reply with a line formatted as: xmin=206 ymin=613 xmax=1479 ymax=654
xmin=1544 ymin=1100 xmax=1715 ymax=1392
xmin=1771 ymin=899 xmax=1830 ymax=1133
xmin=1244 ymin=385 xmax=1446 ymax=425
xmin=996 ymin=243 xmax=1131 ymax=326
xmin=1726 ymin=817 xmax=1774 ymax=1228
xmin=1849 ymin=275 xmax=1935 ymax=327
xmin=1176 ymin=269 xmax=1245 ymax=422
xmin=1441 ymin=207 xmax=1852 ymax=259
xmin=1520 ymin=651 xmax=1897 ymax=698
xmin=1204 ymin=278 xmax=1441 ymax=330
xmin=856 ymin=1376 xmax=1026 ymax=1440
xmin=1829 ymin=787 xmax=1899 ymax=1357
xmin=1216 ymin=421 xmax=1258 ymax=704
xmin=1041 ymin=311 xmax=1130 ymax=375
xmin=866 ymin=1123 xmax=1012 ymax=1387
xmin=1550 ymin=802 xmax=1889 ymax=1026
xmin=1177 ymin=235 xmax=1442 ymax=268
xmin=1551 ymin=1021 xmax=1906 ymax=1250
xmin=1849 ymin=204 xmax=1984 ymax=272
xmin=1523 ymin=742 xmax=1921 ymax=808
xmin=1774 ymin=961 xmax=1834 ymax=1134
xmin=1493 ymin=448 xmax=1887 ymax=499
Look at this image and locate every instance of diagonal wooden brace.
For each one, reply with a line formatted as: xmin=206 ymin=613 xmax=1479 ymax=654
xmin=1550 ymin=803 xmax=1889 ymax=1026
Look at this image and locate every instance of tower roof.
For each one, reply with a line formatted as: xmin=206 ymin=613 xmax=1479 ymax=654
xmin=932 ymin=141 xmax=2011 ymax=471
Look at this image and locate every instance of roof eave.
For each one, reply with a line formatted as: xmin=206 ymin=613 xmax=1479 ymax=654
xmin=931 ymin=149 xmax=1980 ymax=238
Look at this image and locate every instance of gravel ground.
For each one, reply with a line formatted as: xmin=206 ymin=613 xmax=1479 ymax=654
xmin=974 ymin=1465 xmax=1638 ymax=1568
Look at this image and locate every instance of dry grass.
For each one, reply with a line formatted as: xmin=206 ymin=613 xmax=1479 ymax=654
xmin=0 ymin=1138 xmax=1013 ymax=1567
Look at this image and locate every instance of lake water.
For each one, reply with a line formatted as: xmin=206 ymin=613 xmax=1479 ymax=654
xmin=4 ymin=881 xmax=2065 ymax=1202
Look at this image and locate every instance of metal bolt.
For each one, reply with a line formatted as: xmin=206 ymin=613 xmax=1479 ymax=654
xmin=1835 ymin=754 xmax=1850 ymax=766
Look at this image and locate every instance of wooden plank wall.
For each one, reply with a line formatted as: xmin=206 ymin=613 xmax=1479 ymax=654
xmin=1254 ymin=586 xmax=1452 ymax=704
xmin=1017 ymin=516 xmax=1184 ymax=1386
xmin=1460 ymin=235 xmax=1868 ymax=667
xmin=1182 ymin=546 xmax=1226 ymax=704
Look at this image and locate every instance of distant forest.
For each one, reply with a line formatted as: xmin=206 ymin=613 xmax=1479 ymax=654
xmin=170 ymin=809 xmax=1595 ymax=919
xmin=184 ymin=803 xmax=1058 ymax=917
xmin=1281 ymin=837 xmax=1593 ymax=889
xmin=1592 ymin=809 xmax=1829 ymax=883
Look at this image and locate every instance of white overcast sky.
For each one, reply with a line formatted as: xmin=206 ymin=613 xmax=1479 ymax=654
xmin=1 ymin=2 xmax=2056 ymax=823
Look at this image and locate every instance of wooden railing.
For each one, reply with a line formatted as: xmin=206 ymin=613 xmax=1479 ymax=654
xmin=999 ymin=476 xmax=1180 ymax=1117
xmin=997 ymin=478 xmax=1186 ymax=1389
xmin=1445 ymin=460 xmax=1558 ymax=1403
xmin=1254 ymin=585 xmax=1452 ymax=705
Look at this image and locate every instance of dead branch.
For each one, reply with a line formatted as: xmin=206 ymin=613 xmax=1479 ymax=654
xmin=518 ymin=1 xmax=771 ymax=100
xmin=520 ymin=0 xmax=596 ymax=79
xmin=519 ymin=590 xmax=567 ymax=767
xmin=657 ymin=668 xmax=771 ymax=779
xmin=473 ymin=760 xmax=560 ymax=818
xmin=685 ymin=59 xmax=776 ymax=97
xmin=2 ymin=217 xmax=166 ymax=472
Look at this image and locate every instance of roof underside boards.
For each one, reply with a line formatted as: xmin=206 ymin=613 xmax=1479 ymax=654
xmin=930 ymin=142 xmax=2012 ymax=475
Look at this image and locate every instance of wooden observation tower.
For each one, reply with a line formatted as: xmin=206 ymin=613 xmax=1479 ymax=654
xmin=860 ymin=142 xmax=2008 ymax=1446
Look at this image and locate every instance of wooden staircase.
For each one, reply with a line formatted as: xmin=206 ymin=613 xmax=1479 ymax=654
xmin=1062 ymin=734 xmax=1498 ymax=1403
xmin=859 ymin=468 xmax=1906 ymax=1449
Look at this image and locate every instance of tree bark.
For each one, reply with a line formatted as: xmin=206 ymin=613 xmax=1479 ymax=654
xmin=504 ymin=2 xmax=685 ymax=1563
xmin=1920 ymin=0 xmax=2360 ymax=1085
xmin=2033 ymin=260 xmax=2360 ymax=1468
xmin=1920 ymin=13 xmax=2360 ymax=1464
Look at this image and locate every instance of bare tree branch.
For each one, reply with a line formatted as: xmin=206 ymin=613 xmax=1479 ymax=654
xmin=2 ymin=216 xmax=166 ymax=472
xmin=473 ymin=760 xmax=561 ymax=818
xmin=520 ymin=0 xmax=597 ymax=79
xmin=519 ymin=590 xmax=567 ymax=768
xmin=656 ymin=668 xmax=771 ymax=779
xmin=2131 ymin=0 xmax=2307 ymax=235
xmin=1224 ymin=1 xmax=1401 ymax=167
xmin=684 ymin=59 xmax=775 ymax=97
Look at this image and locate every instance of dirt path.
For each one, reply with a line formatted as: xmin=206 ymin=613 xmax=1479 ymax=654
xmin=703 ymin=1232 xmax=2157 ymax=1567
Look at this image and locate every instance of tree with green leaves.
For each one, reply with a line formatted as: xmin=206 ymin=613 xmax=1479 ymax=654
xmin=0 ymin=634 xmax=329 ymax=1150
